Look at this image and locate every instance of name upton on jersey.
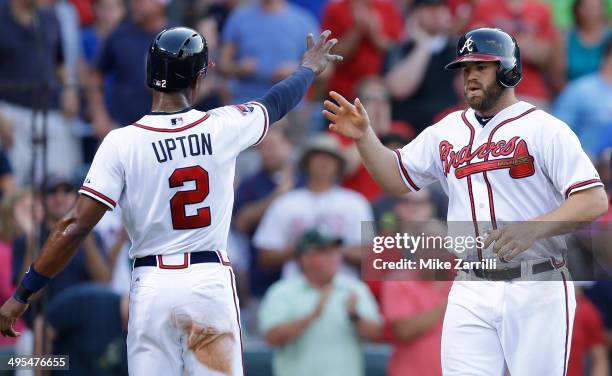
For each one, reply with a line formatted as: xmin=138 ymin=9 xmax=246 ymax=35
xmin=151 ymin=133 xmax=213 ymax=163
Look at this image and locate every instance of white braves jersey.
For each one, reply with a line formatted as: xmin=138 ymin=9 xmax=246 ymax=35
xmin=79 ymin=103 xmax=269 ymax=258
xmin=395 ymin=101 xmax=603 ymax=261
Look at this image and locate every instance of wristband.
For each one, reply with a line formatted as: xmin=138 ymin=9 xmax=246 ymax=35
xmin=13 ymin=264 xmax=50 ymax=304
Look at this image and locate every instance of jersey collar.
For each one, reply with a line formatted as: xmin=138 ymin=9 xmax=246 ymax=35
xmin=133 ymin=109 xmax=208 ymax=131
xmin=465 ymin=101 xmax=536 ymax=130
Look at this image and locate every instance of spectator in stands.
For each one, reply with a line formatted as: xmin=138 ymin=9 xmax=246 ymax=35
xmin=381 ymin=278 xmax=449 ymax=376
xmin=335 ymin=76 xmax=414 ymax=202
xmin=369 ymin=189 xmax=447 ymax=300
xmin=259 ymin=229 xmax=381 ymax=376
xmin=432 ymin=71 xmax=468 ymax=123
xmin=0 ymin=193 xmax=24 ymax=355
xmin=38 ymin=283 xmax=128 ymax=375
xmin=554 ymin=0 xmax=611 ymax=88
xmin=53 ymin=0 xmax=82 ymax=99
xmin=0 ymin=0 xmax=81 ymax=184
xmin=568 ymin=285 xmax=610 ymax=376
xmin=253 ymin=134 xmax=372 ymax=278
xmin=88 ymin=0 xmax=169 ymax=139
xmin=11 ymin=175 xmax=110 ymax=303
xmin=585 ymin=281 xmax=612 ymax=347
xmin=288 ymin=0 xmax=327 ymax=20
xmin=219 ymin=0 xmax=318 ymax=103
xmin=384 ymin=0 xmax=457 ymax=133
xmin=321 ymin=0 xmax=402 ymax=99
xmin=81 ymin=0 xmax=126 ymax=73
xmin=79 ymin=0 xmax=126 ymax=164
xmin=468 ymin=0 xmax=558 ymax=106
xmin=94 ymin=209 xmax=132 ymax=295
xmin=553 ymin=37 xmax=612 ymax=158
xmin=190 ymin=8 xmax=227 ymax=111
xmin=234 ymin=126 xmax=298 ymax=303
xmin=0 ymin=148 xmax=12 ymax=200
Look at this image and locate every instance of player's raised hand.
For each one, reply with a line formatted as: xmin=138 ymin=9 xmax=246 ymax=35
xmin=324 ymin=91 xmax=371 ymax=141
xmin=301 ymin=30 xmax=343 ymax=75
xmin=0 ymin=297 xmax=28 ymax=337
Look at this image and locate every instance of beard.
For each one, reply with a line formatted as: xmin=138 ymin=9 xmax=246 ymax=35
xmin=464 ymin=80 xmax=505 ymax=114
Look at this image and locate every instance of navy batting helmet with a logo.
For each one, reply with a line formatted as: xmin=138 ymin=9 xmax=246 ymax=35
xmin=146 ymin=27 xmax=209 ymax=92
xmin=445 ymin=28 xmax=522 ymax=88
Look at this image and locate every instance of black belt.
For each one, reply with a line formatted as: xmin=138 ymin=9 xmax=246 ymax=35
xmin=462 ymin=259 xmax=562 ymax=281
xmin=134 ymin=251 xmax=221 ymax=269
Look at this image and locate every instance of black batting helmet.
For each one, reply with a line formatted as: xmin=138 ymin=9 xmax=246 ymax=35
xmin=146 ymin=27 xmax=209 ymax=92
xmin=445 ymin=28 xmax=522 ymax=88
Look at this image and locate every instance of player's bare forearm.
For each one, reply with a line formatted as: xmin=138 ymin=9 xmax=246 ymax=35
xmin=264 ymin=313 xmax=317 ymax=347
xmin=33 ymin=196 xmax=108 ymax=277
xmin=391 ymin=302 xmax=446 ymax=342
xmin=356 ymin=126 xmax=408 ymax=195
xmin=530 ymin=187 xmax=609 ymax=240
xmin=325 ymin=92 xmax=409 ymax=195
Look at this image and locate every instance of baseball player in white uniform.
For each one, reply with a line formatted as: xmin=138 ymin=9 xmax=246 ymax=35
xmin=0 ymin=27 xmax=341 ymax=376
xmin=323 ymin=28 xmax=609 ymax=376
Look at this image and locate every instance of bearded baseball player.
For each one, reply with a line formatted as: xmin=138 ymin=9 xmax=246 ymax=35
xmin=324 ymin=27 xmax=609 ymax=376
xmin=0 ymin=27 xmax=340 ymax=375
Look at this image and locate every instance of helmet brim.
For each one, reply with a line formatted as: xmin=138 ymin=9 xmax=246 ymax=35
xmin=445 ymin=54 xmax=501 ymax=70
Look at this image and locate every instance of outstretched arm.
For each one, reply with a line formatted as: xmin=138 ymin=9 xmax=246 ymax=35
xmin=256 ymin=30 xmax=342 ymax=124
xmin=0 ymin=196 xmax=108 ymax=337
xmin=323 ymin=91 xmax=408 ymax=195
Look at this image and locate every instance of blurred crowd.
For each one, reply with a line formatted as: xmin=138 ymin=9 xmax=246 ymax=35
xmin=0 ymin=0 xmax=611 ymax=375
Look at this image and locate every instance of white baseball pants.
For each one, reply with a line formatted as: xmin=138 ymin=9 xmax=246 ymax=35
xmin=127 ymin=255 xmax=244 ymax=376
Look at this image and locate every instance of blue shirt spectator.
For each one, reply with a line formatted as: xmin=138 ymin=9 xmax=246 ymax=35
xmin=96 ymin=19 xmax=162 ymax=126
xmin=0 ymin=149 xmax=10 ymax=178
xmin=0 ymin=1 xmax=63 ymax=109
xmin=233 ymin=126 xmax=301 ymax=298
xmin=0 ymin=150 xmax=10 ymax=175
xmin=46 ymin=283 xmax=128 ymax=376
xmin=0 ymin=148 xmax=11 ymax=200
xmin=565 ymin=28 xmax=611 ymax=81
xmin=220 ymin=1 xmax=318 ymax=103
xmin=553 ymin=73 xmax=612 ymax=158
xmin=235 ymin=169 xmax=304 ymax=297
xmin=288 ymin=0 xmax=327 ymax=20
xmin=11 ymin=231 xmax=106 ymax=303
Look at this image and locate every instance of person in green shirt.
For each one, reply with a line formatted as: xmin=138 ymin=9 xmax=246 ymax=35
xmin=259 ymin=229 xmax=381 ymax=376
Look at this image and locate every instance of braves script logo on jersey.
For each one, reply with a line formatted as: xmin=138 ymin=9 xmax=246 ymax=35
xmin=439 ymin=136 xmax=535 ymax=179
xmin=459 ymin=36 xmax=474 ymax=53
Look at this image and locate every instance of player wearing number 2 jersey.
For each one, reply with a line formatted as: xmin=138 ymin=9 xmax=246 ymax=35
xmin=0 ymin=27 xmax=341 ymax=376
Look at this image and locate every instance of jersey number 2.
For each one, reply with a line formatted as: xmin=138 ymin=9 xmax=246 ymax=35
xmin=169 ymin=166 xmax=211 ymax=230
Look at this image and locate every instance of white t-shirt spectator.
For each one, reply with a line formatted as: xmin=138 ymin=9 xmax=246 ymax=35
xmin=253 ymin=186 xmax=373 ymax=277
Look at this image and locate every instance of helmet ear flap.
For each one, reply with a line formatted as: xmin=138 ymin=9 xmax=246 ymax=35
xmin=496 ymin=59 xmax=522 ymax=87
